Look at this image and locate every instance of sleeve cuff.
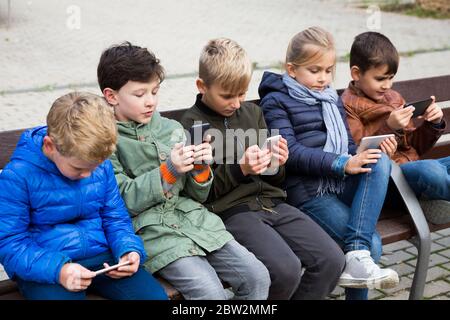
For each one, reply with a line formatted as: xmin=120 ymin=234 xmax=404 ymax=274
xmin=160 ymin=159 xmax=182 ymax=192
xmin=191 ymin=164 xmax=211 ymax=183
xmin=230 ymin=164 xmax=252 ymax=183
xmin=431 ymin=119 xmax=446 ymax=130
xmin=331 ymin=154 xmax=351 ymax=178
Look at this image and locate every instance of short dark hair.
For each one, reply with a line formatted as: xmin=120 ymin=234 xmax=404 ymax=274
xmin=350 ymin=32 xmax=399 ymax=75
xmin=97 ymin=41 xmax=165 ymax=91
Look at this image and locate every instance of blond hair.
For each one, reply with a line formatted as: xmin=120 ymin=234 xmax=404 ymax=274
xmin=286 ymin=26 xmax=335 ymax=68
xmin=199 ymin=38 xmax=252 ymax=94
xmin=46 ymin=92 xmax=117 ymax=163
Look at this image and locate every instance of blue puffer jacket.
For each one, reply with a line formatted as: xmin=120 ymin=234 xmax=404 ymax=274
xmin=0 ymin=127 xmax=146 ymax=284
xmin=258 ymin=72 xmax=357 ymax=206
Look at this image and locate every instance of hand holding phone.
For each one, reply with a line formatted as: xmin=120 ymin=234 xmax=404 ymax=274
xmin=387 ymin=107 xmax=415 ymax=130
xmin=404 ymin=97 xmax=433 ymax=118
xmin=59 ymin=263 xmax=96 ymax=292
xmin=261 ymin=135 xmax=282 ymax=175
xmin=187 ymin=123 xmax=211 ymax=146
xmin=94 ymin=260 xmax=132 ymax=276
xmin=356 ymin=134 xmax=395 ymax=154
xmin=420 ymin=96 xmax=443 ymax=124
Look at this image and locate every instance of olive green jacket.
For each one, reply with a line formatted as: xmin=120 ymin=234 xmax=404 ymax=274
xmin=109 ymin=112 xmax=233 ymax=273
xmin=180 ymin=95 xmax=287 ymax=215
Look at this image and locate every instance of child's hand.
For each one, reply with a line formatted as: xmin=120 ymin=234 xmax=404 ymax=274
xmin=379 ymin=136 xmax=397 ymax=158
xmin=103 ymin=252 xmax=140 ymax=279
xmin=386 ymin=106 xmax=414 ymax=130
xmin=239 ymin=145 xmax=272 ymax=176
xmin=59 ymin=263 xmax=96 ymax=292
xmin=193 ymin=135 xmax=213 ymax=165
xmin=271 ymin=137 xmax=289 ymax=167
xmin=420 ymin=96 xmax=443 ymax=124
xmin=171 ymin=142 xmax=195 ymax=173
xmin=345 ymin=149 xmax=382 ymax=175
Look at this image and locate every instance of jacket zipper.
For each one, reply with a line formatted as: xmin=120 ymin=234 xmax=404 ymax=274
xmin=77 ymin=185 xmax=88 ymax=257
xmin=224 ymin=116 xmax=277 ymax=214
xmin=255 ymin=184 xmax=278 ymax=214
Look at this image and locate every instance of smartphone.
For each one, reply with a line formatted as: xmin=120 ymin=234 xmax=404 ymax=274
xmin=187 ymin=123 xmax=211 ymax=145
xmin=94 ymin=260 xmax=132 ymax=276
xmin=404 ymin=97 xmax=433 ymax=118
xmin=356 ymin=134 xmax=395 ymax=154
xmin=261 ymin=135 xmax=282 ymax=175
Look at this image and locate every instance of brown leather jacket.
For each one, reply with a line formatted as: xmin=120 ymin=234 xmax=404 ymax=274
xmin=341 ymin=81 xmax=446 ymax=164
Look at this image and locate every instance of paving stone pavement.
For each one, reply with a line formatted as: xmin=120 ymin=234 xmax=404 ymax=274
xmin=325 ymin=230 xmax=450 ymax=300
xmin=0 ymin=0 xmax=449 ymax=131
xmin=0 ymin=0 xmax=449 ymax=300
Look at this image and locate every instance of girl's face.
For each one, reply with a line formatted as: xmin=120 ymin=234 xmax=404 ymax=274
xmin=286 ymin=47 xmax=335 ymax=92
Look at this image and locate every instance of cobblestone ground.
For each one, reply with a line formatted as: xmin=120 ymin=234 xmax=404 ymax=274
xmin=328 ymin=228 xmax=450 ymax=300
xmin=0 ymin=0 xmax=449 ymax=299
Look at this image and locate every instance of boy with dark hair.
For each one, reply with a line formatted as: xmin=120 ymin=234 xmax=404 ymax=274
xmin=342 ymin=31 xmax=449 ymax=224
xmin=98 ymin=42 xmax=270 ymax=300
xmin=181 ymin=38 xmax=345 ymax=300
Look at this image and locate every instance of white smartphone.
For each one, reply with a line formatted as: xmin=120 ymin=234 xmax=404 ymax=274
xmin=261 ymin=135 xmax=282 ymax=175
xmin=94 ymin=260 xmax=132 ymax=276
xmin=356 ymin=134 xmax=395 ymax=154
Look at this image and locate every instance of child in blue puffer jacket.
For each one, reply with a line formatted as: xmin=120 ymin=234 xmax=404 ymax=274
xmin=258 ymin=26 xmax=400 ymax=300
xmin=0 ymin=92 xmax=167 ymax=300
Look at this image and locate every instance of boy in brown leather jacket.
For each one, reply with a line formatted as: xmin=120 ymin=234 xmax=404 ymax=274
xmin=341 ymin=31 xmax=449 ymax=224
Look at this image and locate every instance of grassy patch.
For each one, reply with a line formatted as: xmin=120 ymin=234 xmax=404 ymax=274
xmin=355 ymin=1 xmax=450 ymax=19
xmin=381 ymin=2 xmax=450 ymax=19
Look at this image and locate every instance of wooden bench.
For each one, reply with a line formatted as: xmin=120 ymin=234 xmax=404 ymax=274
xmin=0 ymin=75 xmax=449 ymax=300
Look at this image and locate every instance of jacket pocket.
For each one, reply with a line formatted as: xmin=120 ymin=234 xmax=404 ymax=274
xmin=175 ymin=198 xmax=204 ymax=213
xmin=133 ymin=211 xmax=163 ymax=234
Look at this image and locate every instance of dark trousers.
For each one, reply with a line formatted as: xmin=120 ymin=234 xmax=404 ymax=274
xmin=224 ymin=203 xmax=345 ymax=300
xmin=16 ymin=251 xmax=168 ymax=300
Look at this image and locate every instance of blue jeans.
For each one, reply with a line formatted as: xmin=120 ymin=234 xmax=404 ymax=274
xmin=16 ymin=251 xmax=168 ymax=300
xmin=157 ymin=239 xmax=270 ymax=300
xmin=300 ymin=153 xmax=391 ymax=300
xmin=400 ymin=156 xmax=450 ymax=201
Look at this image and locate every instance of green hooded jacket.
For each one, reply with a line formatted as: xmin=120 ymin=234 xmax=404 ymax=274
xmin=109 ymin=112 xmax=233 ymax=273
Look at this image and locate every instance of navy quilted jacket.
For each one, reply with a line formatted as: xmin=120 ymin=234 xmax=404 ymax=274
xmin=0 ymin=127 xmax=146 ymax=284
xmin=258 ymin=72 xmax=357 ymax=206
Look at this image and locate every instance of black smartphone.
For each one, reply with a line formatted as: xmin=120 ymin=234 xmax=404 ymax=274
xmin=404 ymin=97 xmax=433 ymax=118
xmin=188 ymin=123 xmax=211 ymax=145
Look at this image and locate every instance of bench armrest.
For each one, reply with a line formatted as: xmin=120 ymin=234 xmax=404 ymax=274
xmin=389 ymin=161 xmax=430 ymax=238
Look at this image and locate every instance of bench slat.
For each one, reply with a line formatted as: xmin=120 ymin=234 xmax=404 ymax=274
xmin=377 ymin=215 xmax=415 ymax=245
xmin=392 ymin=75 xmax=450 ymax=103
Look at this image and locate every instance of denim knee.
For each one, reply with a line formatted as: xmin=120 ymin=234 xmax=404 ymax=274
xmin=189 ymin=276 xmax=229 ymax=300
xmin=237 ymin=257 xmax=271 ymax=300
xmin=373 ymin=153 xmax=391 ymax=177
xmin=401 ymin=160 xmax=447 ymax=198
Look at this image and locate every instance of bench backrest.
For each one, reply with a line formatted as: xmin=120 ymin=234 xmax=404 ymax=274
xmin=1 ymin=75 xmax=449 ymax=170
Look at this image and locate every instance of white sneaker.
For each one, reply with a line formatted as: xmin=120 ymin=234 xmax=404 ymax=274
xmin=338 ymin=250 xmax=399 ymax=289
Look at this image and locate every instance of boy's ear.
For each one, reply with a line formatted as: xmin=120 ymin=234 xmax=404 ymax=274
xmin=42 ymin=136 xmax=56 ymax=155
xmin=196 ymin=78 xmax=207 ymax=94
xmin=285 ymin=63 xmax=296 ymax=78
xmin=350 ymin=66 xmax=361 ymax=81
xmin=103 ymin=88 xmax=119 ymax=106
